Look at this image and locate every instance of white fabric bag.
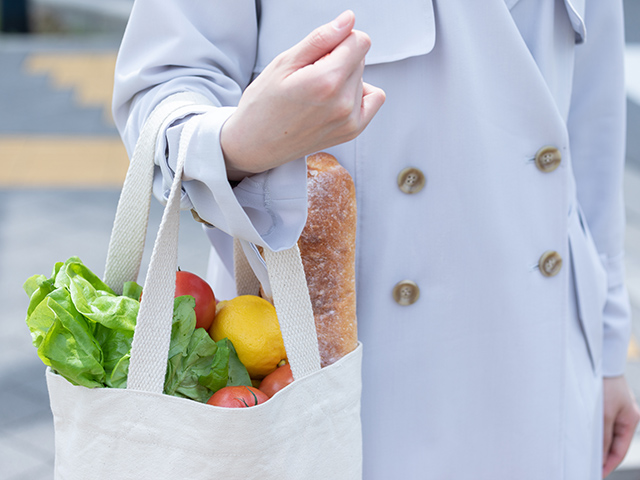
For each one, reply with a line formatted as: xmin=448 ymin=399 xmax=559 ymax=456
xmin=46 ymin=93 xmax=363 ymax=480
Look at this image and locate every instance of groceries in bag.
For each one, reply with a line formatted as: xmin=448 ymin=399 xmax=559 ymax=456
xmin=24 ymin=257 xmax=253 ymax=403
xmin=23 ymin=152 xmax=357 ymax=407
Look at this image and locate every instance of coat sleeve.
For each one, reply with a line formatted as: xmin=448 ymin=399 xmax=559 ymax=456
xmin=111 ymin=0 xmax=308 ymax=252
xmin=567 ymin=0 xmax=631 ymax=377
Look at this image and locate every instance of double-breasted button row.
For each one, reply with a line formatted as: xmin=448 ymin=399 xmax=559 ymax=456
xmin=535 ymin=146 xmax=562 ymax=173
xmin=393 ymin=251 xmax=562 ymax=305
xmin=394 ymin=152 xmax=562 ymax=300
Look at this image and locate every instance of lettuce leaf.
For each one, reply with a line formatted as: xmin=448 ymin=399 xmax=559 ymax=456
xmin=122 ymin=281 xmax=143 ymax=301
xmin=168 ymin=296 xmax=197 ymax=358
xmin=108 ymin=353 xmax=130 ymax=389
xmin=226 ymin=339 xmax=252 ymax=387
xmin=164 ymin=297 xmax=252 ymax=403
xmin=24 ymin=257 xmax=134 ymax=389
xmin=198 ymin=339 xmax=230 ymax=394
xmin=24 ymin=257 xmax=251 ymax=401
xmin=167 ymin=328 xmax=220 ymax=402
xmin=53 ymin=257 xmax=114 ymax=295
xmin=39 ymin=293 xmax=105 ymax=388
xmin=96 ymin=326 xmax=134 ymax=386
xmin=197 ymin=338 xmax=251 ymax=391
xmin=67 ymin=270 xmax=137 ymax=332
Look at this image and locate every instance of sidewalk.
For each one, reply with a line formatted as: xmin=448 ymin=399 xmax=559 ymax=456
xmin=0 ymin=23 xmax=639 ymax=480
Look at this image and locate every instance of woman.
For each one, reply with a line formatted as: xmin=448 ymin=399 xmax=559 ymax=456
xmin=113 ymin=1 xmax=639 ymax=477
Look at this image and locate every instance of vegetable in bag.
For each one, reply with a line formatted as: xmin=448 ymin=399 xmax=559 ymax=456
xmin=23 ymin=256 xmax=251 ymax=402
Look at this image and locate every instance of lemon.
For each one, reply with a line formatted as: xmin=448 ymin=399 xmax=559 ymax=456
xmin=209 ymin=295 xmax=286 ymax=379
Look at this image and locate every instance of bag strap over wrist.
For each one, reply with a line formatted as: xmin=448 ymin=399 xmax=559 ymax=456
xmin=113 ymin=92 xmax=321 ymax=394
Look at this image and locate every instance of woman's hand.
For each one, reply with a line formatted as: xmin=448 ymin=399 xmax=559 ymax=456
xmin=221 ymin=10 xmax=386 ymax=180
xmin=602 ymin=375 xmax=640 ymax=478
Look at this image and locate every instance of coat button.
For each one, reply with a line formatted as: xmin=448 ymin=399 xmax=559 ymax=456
xmin=539 ymin=251 xmax=563 ymax=277
xmin=534 ymin=146 xmax=562 ymax=173
xmin=393 ymin=280 xmax=420 ymax=305
xmin=397 ymin=167 xmax=426 ymax=194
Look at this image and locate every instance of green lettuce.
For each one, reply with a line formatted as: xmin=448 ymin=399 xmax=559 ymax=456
xmin=164 ymin=297 xmax=252 ymax=402
xmin=24 ymin=257 xmax=251 ymax=402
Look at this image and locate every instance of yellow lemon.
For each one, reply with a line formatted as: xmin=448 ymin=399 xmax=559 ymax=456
xmin=209 ymin=295 xmax=286 ymax=379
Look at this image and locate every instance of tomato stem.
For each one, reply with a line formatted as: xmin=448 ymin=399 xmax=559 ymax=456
xmin=246 ymin=386 xmax=259 ymax=405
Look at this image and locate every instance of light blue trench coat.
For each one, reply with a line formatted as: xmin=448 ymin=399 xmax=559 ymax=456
xmin=113 ymin=0 xmax=631 ymax=478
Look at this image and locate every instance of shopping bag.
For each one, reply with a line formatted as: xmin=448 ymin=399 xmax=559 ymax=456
xmin=45 ymin=92 xmax=363 ymax=479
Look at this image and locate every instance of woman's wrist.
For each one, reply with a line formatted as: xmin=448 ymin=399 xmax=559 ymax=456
xmin=220 ymin=114 xmax=260 ymax=181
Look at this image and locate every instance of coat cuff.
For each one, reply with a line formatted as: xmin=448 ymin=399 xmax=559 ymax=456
xmin=161 ymin=107 xmax=308 ymax=251
xmin=601 ymin=256 xmax=632 ymax=377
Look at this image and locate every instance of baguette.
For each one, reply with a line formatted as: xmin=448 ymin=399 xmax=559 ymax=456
xmin=299 ymin=152 xmax=358 ymax=367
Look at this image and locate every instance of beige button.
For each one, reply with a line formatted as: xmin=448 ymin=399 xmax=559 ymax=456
xmin=539 ymin=251 xmax=563 ymax=277
xmin=397 ymin=167 xmax=426 ymax=194
xmin=393 ymin=280 xmax=420 ymax=306
xmin=535 ymin=146 xmax=562 ymax=173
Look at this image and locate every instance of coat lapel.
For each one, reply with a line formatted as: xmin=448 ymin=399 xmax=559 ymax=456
xmin=505 ymin=0 xmax=586 ymax=43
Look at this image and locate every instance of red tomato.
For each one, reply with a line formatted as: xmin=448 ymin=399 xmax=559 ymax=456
xmin=175 ymin=270 xmax=216 ymax=330
xmin=207 ymin=386 xmax=269 ymax=408
xmin=259 ymin=364 xmax=294 ymax=398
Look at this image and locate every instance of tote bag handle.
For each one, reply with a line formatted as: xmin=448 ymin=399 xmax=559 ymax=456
xmin=103 ymin=91 xmax=211 ymax=294
xmin=107 ymin=93 xmax=321 ymax=393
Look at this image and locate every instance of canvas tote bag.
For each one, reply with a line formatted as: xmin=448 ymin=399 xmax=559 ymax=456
xmin=46 ymin=92 xmax=363 ymax=479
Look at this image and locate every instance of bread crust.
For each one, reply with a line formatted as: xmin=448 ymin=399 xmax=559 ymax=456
xmin=299 ymin=152 xmax=358 ymax=367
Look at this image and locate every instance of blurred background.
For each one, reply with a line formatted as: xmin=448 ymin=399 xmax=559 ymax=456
xmin=0 ymin=1 xmax=638 ymax=479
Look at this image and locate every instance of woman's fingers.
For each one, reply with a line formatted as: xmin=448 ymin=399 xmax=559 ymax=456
xmin=602 ymin=402 xmax=640 ymax=477
xmin=603 ymin=415 xmax=635 ymax=477
xmin=602 ymin=376 xmax=640 ymax=478
xmin=291 ymin=29 xmax=371 ymax=103
xmin=361 ymin=81 xmax=386 ymax=126
xmin=285 ymin=10 xmax=356 ymax=69
xmin=311 ymin=29 xmax=371 ymax=74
